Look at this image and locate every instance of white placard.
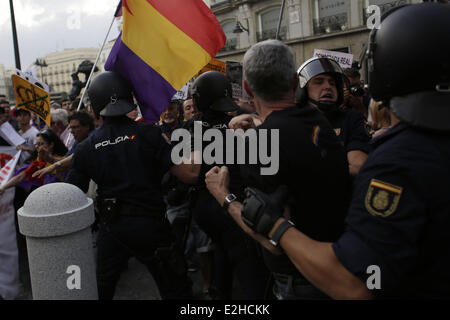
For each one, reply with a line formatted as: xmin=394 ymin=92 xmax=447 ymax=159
xmin=313 ymin=49 xmax=354 ymax=69
xmin=15 ymin=69 xmax=49 ymax=92
xmin=172 ymin=83 xmax=189 ymax=100
xmin=0 ymin=122 xmax=25 ymax=147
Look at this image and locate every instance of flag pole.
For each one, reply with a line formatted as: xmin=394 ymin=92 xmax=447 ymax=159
xmin=275 ymin=0 xmax=287 ymax=40
xmin=77 ymin=14 xmax=117 ymax=111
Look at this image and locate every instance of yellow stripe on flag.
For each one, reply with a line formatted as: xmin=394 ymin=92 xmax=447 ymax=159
xmin=371 ymin=180 xmax=402 ymax=194
xmin=122 ymin=0 xmax=212 ymax=90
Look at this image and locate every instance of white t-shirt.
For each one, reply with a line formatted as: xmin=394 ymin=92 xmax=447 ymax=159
xmin=19 ymin=126 xmax=39 ymax=165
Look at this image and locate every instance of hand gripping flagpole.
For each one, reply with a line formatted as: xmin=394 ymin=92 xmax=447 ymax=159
xmin=77 ymin=14 xmax=117 ymax=111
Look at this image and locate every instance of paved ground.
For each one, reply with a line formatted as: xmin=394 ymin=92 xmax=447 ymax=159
xmin=16 ymin=254 xmax=239 ymax=300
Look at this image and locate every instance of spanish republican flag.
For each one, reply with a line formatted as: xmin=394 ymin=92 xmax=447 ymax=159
xmin=105 ymin=0 xmax=226 ymax=123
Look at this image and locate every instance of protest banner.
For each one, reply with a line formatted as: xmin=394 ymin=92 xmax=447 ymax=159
xmin=0 ymin=146 xmax=21 ymax=300
xmin=197 ymin=58 xmax=226 ymax=76
xmin=11 ymin=74 xmax=51 ymax=126
xmin=313 ymin=49 xmax=354 ymax=69
xmin=15 ymin=69 xmax=49 ymax=93
xmin=226 ymin=61 xmax=248 ymax=100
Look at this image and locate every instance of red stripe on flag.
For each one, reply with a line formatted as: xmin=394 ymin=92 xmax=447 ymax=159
xmin=146 ymin=0 xmax=226 ymax=57
xmin=5 ymin=166 xmax=10 ymax=170
xmin=0 ymin=177 xmax=4 ymax=181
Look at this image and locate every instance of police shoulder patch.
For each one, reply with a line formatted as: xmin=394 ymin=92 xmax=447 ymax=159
xmin=365 ymin=179 xmax=403 ymax=217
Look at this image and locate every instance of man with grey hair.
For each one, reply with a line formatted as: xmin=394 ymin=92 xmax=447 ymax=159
xmin=50 ymin=108 xmax=75 ymax=150
xmin=206 ymin=39 xmax=351 ymax=299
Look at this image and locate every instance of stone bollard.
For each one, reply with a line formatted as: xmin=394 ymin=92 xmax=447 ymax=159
xmin=18 ymin=182 xmax=97 ymax=300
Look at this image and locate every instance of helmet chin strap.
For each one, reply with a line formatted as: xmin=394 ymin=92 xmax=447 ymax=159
xmin=309 ymin=98 xmax=339 ymax=114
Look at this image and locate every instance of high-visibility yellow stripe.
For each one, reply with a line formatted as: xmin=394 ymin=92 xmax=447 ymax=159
xmin=122 ymin=0 xmax=212 ymax=90
xmin=371 ymin=180 xmax=402 ymax=194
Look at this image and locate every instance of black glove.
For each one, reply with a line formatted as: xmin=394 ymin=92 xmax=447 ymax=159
xmin=241 ymin=185 xmax=288 ymax=237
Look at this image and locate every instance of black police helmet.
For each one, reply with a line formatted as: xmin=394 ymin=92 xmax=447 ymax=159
xmin=368 ymin=3 xmax=450 ymax=131
xmin=296 ymin=57 xmax=346 ymax=113
xmin=191 ymin=71 xmax=240 ymax=113
xmin=87 ymin=71 xmax=136 ymax=118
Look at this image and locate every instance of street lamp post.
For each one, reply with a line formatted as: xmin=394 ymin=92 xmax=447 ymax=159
xmin=9 ymin=0 xmax=21 ymax=70
xmin=35 ymin=59 xmax=48 ymax=83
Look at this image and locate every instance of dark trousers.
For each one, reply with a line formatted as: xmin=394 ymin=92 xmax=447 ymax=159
xmin=193 ymin=191 xmax=271 ymax=299
xmin=96 ymin=215 xmax=192 ymax=300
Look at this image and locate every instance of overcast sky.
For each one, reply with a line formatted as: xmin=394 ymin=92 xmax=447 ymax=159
xmin=0 ymin=0 xmax=121 ymax=70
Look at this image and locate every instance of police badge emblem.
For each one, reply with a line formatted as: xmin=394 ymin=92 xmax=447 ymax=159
xmin=365 ymin=179 xmax=403 ymax=217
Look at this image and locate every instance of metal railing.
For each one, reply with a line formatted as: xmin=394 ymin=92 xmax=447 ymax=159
xmin=256 ymin=26 xmax=287 ymax=42
xmin=313 ymin=13 xmax=348 ymax=35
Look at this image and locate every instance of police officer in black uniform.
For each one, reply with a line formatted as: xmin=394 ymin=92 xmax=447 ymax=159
xmin=208 ymin=2 xmax=450 ymax=299
xmin=205 ymin=40 xmax=351 ymax=299
xmin=65 ymin=71 xmax=192 ymax=300
xmin=296 ymin=57 xmax=371 ymax=176
xmin=179 ymin=71 xmax=270 ymax=299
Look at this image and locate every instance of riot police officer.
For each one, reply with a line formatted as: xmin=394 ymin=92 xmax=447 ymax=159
xmin=207 ymin=2 xmax=450 ymax=299
xmin=177 ymin=71 xmax=270 ymax=299
xmin=65 ymin=71 xmax=192 ymax=299
xmin=296 ymin=57 xmax=371 ymax=176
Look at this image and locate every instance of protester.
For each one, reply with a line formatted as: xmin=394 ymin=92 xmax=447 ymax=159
xmin=0 ymin=129 xmax=67 ymax=195
xmin=343 ymin=67 xmax=370 ymax=118
xmin=14 ymin=109 xmax=39 ymax=165
xmin=369 ymin=100 xmax=391 ymax=139
xmin=206 ymin=2 xmax=450 ymax=299
xmin=61 ymin=98 xmax=72 ymax=114
xmin=50 ymin=108 xmax=75 ymax=150
xmin=126 ymin=107 xmax=139 ymax=120
xmin=66 ymin=111 xmax=95 ymax=155
xmin=159 ymin=101 xmax=181 ymax=141
xmin=0 ymin=99 xmax=19 ymax=131
xmin=182 ymin=98 xmax=197 ymax=122
xmin=65 ymin=71 xmax=192 ymax=300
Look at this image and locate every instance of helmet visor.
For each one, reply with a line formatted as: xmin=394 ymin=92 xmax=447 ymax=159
xmin=298 ymin=57 xmax=343 ymax=88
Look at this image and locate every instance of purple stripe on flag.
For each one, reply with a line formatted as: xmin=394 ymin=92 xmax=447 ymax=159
xmin=105 ymin=35 xmax=176 ymax=124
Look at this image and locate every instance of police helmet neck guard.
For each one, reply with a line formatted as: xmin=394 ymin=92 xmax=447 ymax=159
xmin=367 ymin=3 xmax=450 ymax=131
xmin=296 ymin=57 xmax=345 ymax=114
xmin=191 ymin=71 xmax=240 ymax=114
xmin=87 ymin=71 xmax=136 ymax=118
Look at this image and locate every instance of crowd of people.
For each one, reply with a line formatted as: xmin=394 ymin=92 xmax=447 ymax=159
xmin=0 ymin=2 xmax=448 ymax=300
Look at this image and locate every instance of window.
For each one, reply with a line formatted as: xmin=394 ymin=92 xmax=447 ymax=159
xmin=312 ymin=0 xmax=348 ymax=35
xmin=362 ymin=0 xmax=408 ymax=25
xmin=257 ymin=7 xmax=287 ymax=42
xmin=221 ymin=21 xmax=237 ymax=51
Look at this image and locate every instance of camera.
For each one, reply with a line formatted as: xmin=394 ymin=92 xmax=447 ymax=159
xmin=69 ymin=60 xmax=99 ymax=100
xmin=349 ymin=83 xmax=365 ymax=97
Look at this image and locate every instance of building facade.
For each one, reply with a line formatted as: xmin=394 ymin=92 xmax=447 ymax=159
xmin=212 ymin=0 xmax=420 ymax=73
xmin=35 ymin=47 xmax=99 ymax=95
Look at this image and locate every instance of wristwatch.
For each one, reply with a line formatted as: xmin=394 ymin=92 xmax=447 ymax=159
xmin=269 ymin=220 xmax=295 ymax=247
xmin=222 ymin=193 xmax=237 ymax=212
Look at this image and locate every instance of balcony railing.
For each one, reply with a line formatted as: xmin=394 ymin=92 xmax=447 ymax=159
xmin=256 ymin=26 xmax=287 ymax=42
xmin=313 ymin=13 xmax=347 ymax=35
